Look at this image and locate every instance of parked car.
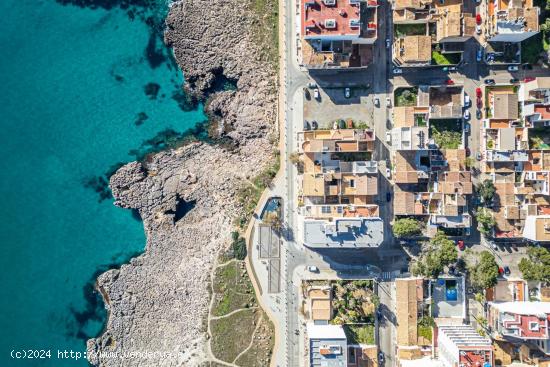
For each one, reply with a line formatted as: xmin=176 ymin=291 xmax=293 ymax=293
xmin=464 ymin=122 xmax=470 ymax=132
xmin=476 ymin=152 xmax=482 ymax=161
xmin=508 ymin=65 xmax=519 ymax=72
xmin=463 ymin=110 xmax=471 ymax=120
xmin=386 ymin=167 xmax=391 ymax=179
xmin=374 ymin=97 xmax=380 ymax=107
xmin=476 ymin=109 xmax=482 ymax=119
xmin=376 ymin=309 xmax=383 ymax=321
xmin=386 ymin=192 xmax=391 ymax=202
xmin=313 ymin=88 xmax=320 ymax=99
xmin=307 ymin=82 xmax=317 ymax=88
xmin=386 ymin=131 xmax=392 ymax=143
xmin=484 ymin=79 xmax=496 ymax=85
xmin=386 ymin=39 xmax=391 ymax=48
xmin=476 ymin=24 xmax=482 ymax=35
xmin=379 ymin=352 xmax=385 ymax=364
xmin=510 ymin=78 xmax=520 ymax=84
xmin=386 ymin=97 xmax=391 ymax=107
xmin=498 ymin=266 xmax=504 ymax=275
xmin=466 ymin=147 xmax=471 ymax=156
xmin=456 ymin=240 xmax=465 ymax=251
xmin=307 ymin=265 xmax=319 ymax=273
xmin=443 ymin=66 xmax=457 ymax=72
xmin=464 ymin=94 xmax=471 ymax=107
xmin=476 ymin=49 xmax=483 ymax=62
xmin=446 ymin=79 xmax=455 ymax=85
xmin=524 ymin=77 xmax=536 ymax=83
xmin=476 ymin=14 xmax=482 ymax=25
xmin=344 ymin=87 xmax=351 ymax=98
xmin=393 ymin=68 xmax=403 ymax=75
xmin=504 ymin=266 xmax=511 ymax=275
xmin=303 ymin=120 xmax=311 ymax=131
xmin=311 ymin=120 xmax=318 ymax=130
xmin=476 ymin=87 xmax=482 ymax=98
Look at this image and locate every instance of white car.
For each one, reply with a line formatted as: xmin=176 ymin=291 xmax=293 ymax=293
xmin=313 ymin=88 xmax=320 ymax=100
xmin=374 ymin=97 xmax=380 ymax=107
xmin=344 ymin=87 xmax=351 ymax=98
xmin=393 ymin=68 xmax=403 ymax=75
xmin=386 ymin=97 xmax=391 ymax=108
xmin=386 ymin=131 xmax=392 ymax=143
xmin=463 ymin=110 xmax=471 ymax=120
xmin=464 ymin=94 xmax=471 ymax=107
xmin=386 ymin=167 xmax=391 ymax=179
xmin=307 ymin=265 xmax=319 ymax=273
xmin=476 ymin=24 xmax=482 ymax=35
xmin=508 ymin=65 xmax=519 ymax=72
xmin=386 ymin=39 xmax=390 ymax=48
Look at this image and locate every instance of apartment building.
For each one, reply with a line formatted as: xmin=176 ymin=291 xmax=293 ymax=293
xmin=488 ymin=301 xmax=550 ymax=355
xmin=297 ymin=128 xmax=384 ymax=248
xmin=437 ymin=325 xmax=494 ymax=367
xmin=300 ymin=0 xmax=379 ymax=69
xmin=392 ymin=0 xmax=473 ymax=67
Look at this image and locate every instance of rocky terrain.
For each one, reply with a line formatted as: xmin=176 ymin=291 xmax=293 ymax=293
xmin=86 ymin=0 xmax=278 ymax=365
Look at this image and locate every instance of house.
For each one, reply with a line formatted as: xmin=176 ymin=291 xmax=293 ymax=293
xmin=307 ymin=323 xmax=348 ymax=366
xmin=523 ymin=215 xmax=550 ymax=243
xmin=488 ymin=301 xmax=550 ymax=355
xmin=486 ymin=279 xmax=529 ymax=302
xmin=437 ymin=324 xmax=493 ymax=367
xmin=300 ymin=0 xmax=379 ymax=68
xmin=430 ymin=276 xmax=466 ymax=321
xmin=392 ymin=0 xmax=470 ymax=67
xmin=307 ymin=286 xmax=333 ymax=324
xmin=297 ymin=128 xmax=384 ymax=248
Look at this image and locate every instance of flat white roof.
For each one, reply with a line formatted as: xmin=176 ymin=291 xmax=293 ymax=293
xmin=307 ymin=323 xmax=346 ymax=340
xmin=491 ymin=301 xmax=550 ymax=315
xmin=400 ymin=357 xmax=445 ymax=367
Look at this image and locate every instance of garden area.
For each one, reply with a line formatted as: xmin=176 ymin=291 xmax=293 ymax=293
xmin=344 ymin=324 xmax=375 ymax=345
xmin=530 ymin=127 xmax=550 ymax=149
xmin=395 ymin=87 xmax=418 ymax=107
xmin=395 ymin=23 xmax=427 ymax=37
xmin=429 ymin=119 xmax=462 ymax=149
xmin=330 ymin=280 xmax=377 ymax=324
xmin=431 ymin=50 xmax=461 ymax=65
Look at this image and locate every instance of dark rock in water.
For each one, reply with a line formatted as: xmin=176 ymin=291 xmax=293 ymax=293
xmin=134 ymin=112 xmax=148 ymax=126
xmin=145 ymin=32 xmax=166 ymax=69
xmin=114 ymin=74 xmax=124 ymax=83
xmin=83 ymin=176 xmax=112 ymax=202
xmin=144 ymin=82 xmax=160 ymax=100
xmin=171 ymin=89 xmax=197 ymax=112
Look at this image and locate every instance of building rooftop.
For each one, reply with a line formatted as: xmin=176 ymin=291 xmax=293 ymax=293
xmin=303 ymin=217 xmax=384 ymax=248
xmin=490 ymin=301 xmax=550 ymax=315
xmin=438 ymin=324 xmax=493 ymax=347
xmin=523 ymin=215 xmax=550 ymax=242
xmin=493 ymin=93 xmax=519 ymax=120
xmin=302 ymin=0 xmax=362 ymax=39
xmin=307 ymin=323 xmax=347 ymax=339
xmin=400 ymin=36 xmax=432 ymax=64
xmin=396 ymin=278 xmax=424 ymax=346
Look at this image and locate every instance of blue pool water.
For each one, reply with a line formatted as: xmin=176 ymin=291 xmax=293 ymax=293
xmin=0 ymin=1 xmax=205 ymax=365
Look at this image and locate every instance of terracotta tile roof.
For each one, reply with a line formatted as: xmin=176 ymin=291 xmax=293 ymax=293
xmin=493 ymin=93 xmax=519 ymax=120
xmin=402 ymin=36 xmax=432 ymax=63
xmin=394 ymin=191 xmax=416 ymax=215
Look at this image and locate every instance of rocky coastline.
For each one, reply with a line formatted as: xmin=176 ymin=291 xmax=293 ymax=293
xmin=86 ymin=0 xmax=278 ymax=365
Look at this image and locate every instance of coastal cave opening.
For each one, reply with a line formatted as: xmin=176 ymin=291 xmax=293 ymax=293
xmin=165 ymin=195 xmax=196 ymax=223
xmin=205 ymin=67 xmax=239 ymax=96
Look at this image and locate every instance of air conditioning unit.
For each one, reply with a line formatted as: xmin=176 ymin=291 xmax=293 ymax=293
xmin=325 ymin=19 xmax=337 ymax=28
xmin=323 ymin=0 xmax=336 ymax=5
xmin=349 ymin=19 xmax=360 ymax=28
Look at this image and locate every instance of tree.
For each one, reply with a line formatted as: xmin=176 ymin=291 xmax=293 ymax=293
xmin=393 ymin=218 xmax=422 ymax=238
xmin=477 ymin=179 xmax=496 ymax=205
xmin=518 ymin=246 xmax=550 ymax=283
xmin=230 ymin=232 xmax=247 ymax=260
xmin=464 ymin=157 xmax=474 ymax=169
xmin=469 ymin=251 xmax=499 ymax=289
xmin=476 ymin=208 xmax=496 ymax=235
xmin=289 ymin=152 xmax=301 ymax=165
xmin=412 ymin=232 xmax=457 ymax=278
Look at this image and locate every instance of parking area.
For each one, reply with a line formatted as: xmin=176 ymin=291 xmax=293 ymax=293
xmin=303 ymin=86 xmax=374 ymax=129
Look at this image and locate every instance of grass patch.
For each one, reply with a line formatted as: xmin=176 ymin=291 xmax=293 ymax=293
xmin=211 ymin=308 xmax=260 ymax=362
xmin=430 ymin=119 xmax=462 ymax=149
xmin=395 ymin=87 xmax=418 ymax=107
xmin=432 ymin=51 xmax=461 ymax=65
xmin=344 ymin=324 xmax=375 ymax=345
xmin=248 ymin=0 xmax=279 ymax=68
xmin=212 ymin=261 xmax=256 ymax=317
xmin=395 ymin=23 xmax=427 ymax=37
xmin=234 ymin=316 xmax=275 ymax=366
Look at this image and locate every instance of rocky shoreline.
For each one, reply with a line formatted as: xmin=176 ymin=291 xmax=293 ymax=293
xmin=86 ymin=0 xmax=277 ymax=365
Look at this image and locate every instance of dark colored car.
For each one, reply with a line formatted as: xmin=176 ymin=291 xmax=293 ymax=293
xmin=484 ymin=79 xmax=496 ymax=85
xmin=378 ymin=352 xmax=385 ymax=364
xmin=510 ymin=78 xmax=520 ymax=84
xmin=386 ymin=192 xmax=391 ymax=202
xmin=476 ymin=109 xmax=482 ymax=119
xmin=456 ymin=240 xmax=465 ymax=251
xmin=465 ymin=148 xmax=471 ymax=156
xmin=504 ymin=266 xmax=511 ymax=275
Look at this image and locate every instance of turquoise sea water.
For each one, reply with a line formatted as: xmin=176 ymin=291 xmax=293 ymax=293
xmin=0 ymin=1 xmax=204 ymax=365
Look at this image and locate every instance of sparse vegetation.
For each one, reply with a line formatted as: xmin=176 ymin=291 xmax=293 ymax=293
xmin=417 ymin=315 xmax=435 ymax=342
xmin=331 ymin=280 xmax=376 ymax=324
xmin=210 ymin=309 xmax=260 ymax=362
xmin=395 ymin=23 xmax=427 ymax=37
xmin=212 ymin=261 xmax=256 ymax=316
xmin=248 ymin=0 xmax=279 ymax=67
